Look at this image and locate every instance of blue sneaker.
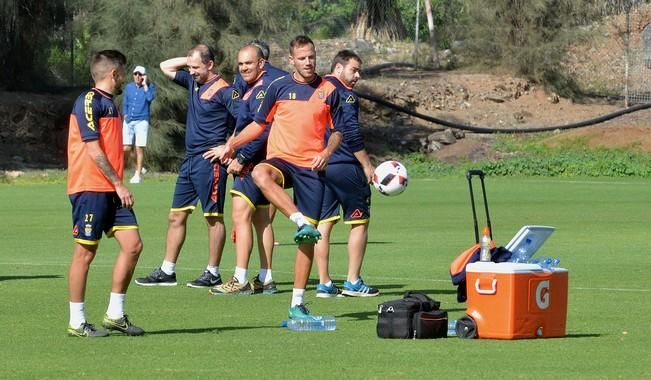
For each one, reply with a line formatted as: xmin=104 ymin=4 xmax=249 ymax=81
xmin=293 ymin=224 xmax=321 ymax=244
xmin=288 ymin=304 xmax=318 ymax=321
xmin=342 ymin=277 xmax=380 ymax=297
xmin=316 ymin=282 xmax=343 ymax=298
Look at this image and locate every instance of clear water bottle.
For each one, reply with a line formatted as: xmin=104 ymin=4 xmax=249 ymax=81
xmin=538 ymin=257 xmax=560 ymax=269
xmin=282 ymin=316 xmax=336 ymax=331
xmin=510 ymin=247 xmax=529 ymax=263
xmin=479 ymin=227 xmax=492 ymax=262
xmin=447 ymin=320 xmax=457 ymax=337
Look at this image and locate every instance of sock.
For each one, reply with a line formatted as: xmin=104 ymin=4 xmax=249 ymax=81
xmin=207 ymin=265 xmax=219 ymax=277
xmin=291 ymin=288 xmax=305 ymax=307
xmin=69 ymin=302 xmax=85 ymax=329
xmin=322 ymin=280 xmax=333 ymax=287
xmin=161 ymin=260 xmax=176 ymax=275
xmin=259 ymin=268 xmax=272 ymax=284
xmin=234 ymin=267 xmax=248 ymax=284
xmin=289 ymin=212 xmax=308 ymax=228
xmin=106 ymin=292 xmax=125 ymax=319
xmin=348 ymin=278 xmax=360 ymax=285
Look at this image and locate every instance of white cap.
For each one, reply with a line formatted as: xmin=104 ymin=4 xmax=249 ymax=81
xmin=133 ymin=65 xmax=146 ymax=74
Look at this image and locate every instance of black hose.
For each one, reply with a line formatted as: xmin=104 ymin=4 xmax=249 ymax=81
xmin=356 ymin=90 xmax=651 ymax=134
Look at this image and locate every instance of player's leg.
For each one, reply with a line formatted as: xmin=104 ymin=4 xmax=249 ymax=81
xmin=188 ymin=159 xmax=227 ymax=288
xmin=252 ymin=204 xmax=277 ymax=294
xmin=103 ymin=213 xmax=144 ymax=336
xmin=314 ymin=181 xmax=342 ymax=298
xmin=67 ymin=192 xmax=107 ymax=337
xmin=135 ymin=158 xmax=196 ymax=286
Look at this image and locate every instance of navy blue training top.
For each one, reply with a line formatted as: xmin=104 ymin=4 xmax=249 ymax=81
xmin=323 ymin=75 xmax=365 ymax=165
xmin=173 ymin=70 xmax=240 ymax=156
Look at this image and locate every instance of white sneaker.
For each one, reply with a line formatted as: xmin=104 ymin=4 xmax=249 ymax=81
xmin=140 ymin=167 xmax=147 ymax=175
xmin=129 ymin=175 xmax=141 ymax=184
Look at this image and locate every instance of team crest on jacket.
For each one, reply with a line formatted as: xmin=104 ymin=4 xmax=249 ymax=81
xmin=346 ymin=95 xmax=355 ymax=104
xmin=232 ymin=90 xmax=240 ymax=99
xmin=255 ymin=90 xmax=265 ymax=100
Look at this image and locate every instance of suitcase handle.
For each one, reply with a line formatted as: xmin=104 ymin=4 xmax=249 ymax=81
xmin=475 ymin=278 xmax=497 ymax=295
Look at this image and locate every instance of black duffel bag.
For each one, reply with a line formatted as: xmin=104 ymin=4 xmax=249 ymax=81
xmin=377 ymin=292 xmax=447 ymax=339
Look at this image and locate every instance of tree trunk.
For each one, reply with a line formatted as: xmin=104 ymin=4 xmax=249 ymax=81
xmin=424 ymin=0 xmax=439 ymax=69
xmin=352 ymin=0 xmax=406 ymax=41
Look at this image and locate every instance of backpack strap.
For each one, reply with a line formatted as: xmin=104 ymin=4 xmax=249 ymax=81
xmin=403 ymin=292 xmax=440 ymax=311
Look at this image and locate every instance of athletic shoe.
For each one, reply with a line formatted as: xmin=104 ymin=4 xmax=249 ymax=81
xmin=209 ymin=276 xmax=253 ymax=295
xmin=67 ymin=322 xmax=109 ymax=338
xmin=293 ymin=224 xmax=321 ymax=244
xmin=140 ymin=167 xmax=147 ymax=175
xmin=252 ymin=274 xmax=278 ymax=294
xmin=129 ymin=174 xmax=141 ymax=184
xmin=288 ymin=304 xmax=318 ymax=321
xmin=342 ymin=277 xmax=380 ymax=297
xmin=187 ymin=270 xmax=222 ymax=288
xmin=102 ymin=314 xmax=145 ymax=336
xmin=316 ymin=282 xmax=343 ymax=298
xmin=135 ymin=268 xmax=177 ymax=286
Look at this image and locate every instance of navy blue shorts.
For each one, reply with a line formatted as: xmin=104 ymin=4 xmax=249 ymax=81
xmin=257 ymin=158 xmax=325 ymax=224
xmin=319 ymin=163 xmax=371 ymax=225
xmin=231 ymin=162 xmax=270 ymax=209
xmin=69 ymin=191 xmax=138 ymax=245
xmin=172 ymin=155 xmax=228 ymax=216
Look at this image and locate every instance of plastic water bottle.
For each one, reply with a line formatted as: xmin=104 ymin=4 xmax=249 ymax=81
xmin=282 ymin=316 xmax=336 ymax=331
xmin=479 ymin=227 xmax=491 ymax=262
xmin=538 ymin=257 xmax=561 ymax=269
xmin=447 ymin=320 xmax=457 ymax=337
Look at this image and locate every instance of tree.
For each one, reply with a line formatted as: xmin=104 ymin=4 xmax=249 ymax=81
xmin=424 ymin=0 xmax=439 ymax=68
xmin=352 ymin=0 xmax=406 ymax=41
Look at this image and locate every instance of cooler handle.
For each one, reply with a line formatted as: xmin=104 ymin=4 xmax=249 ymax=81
xmin=475 ymin=278 xmax=497 ymax=295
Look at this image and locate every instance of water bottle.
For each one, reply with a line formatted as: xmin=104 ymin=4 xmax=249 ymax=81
xmin=447 ymin=320 xmax=457 ymax=337
xmin=282 ymin=316 xmax=336 ymax=331
xmin=510 ymin=247 xmax=529 ymax=263
xmin=479 ymin=227 xmax=491 ymax=262
xmin=537 ymin=257 xmax=561 ymax=269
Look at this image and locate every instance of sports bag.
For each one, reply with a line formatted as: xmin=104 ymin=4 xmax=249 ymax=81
xmin=377 ymin=292 xmax=447 ymax=339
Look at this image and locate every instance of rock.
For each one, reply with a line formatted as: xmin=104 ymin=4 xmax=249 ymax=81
xmin=428 ymin=129 xmax=457 ymax=145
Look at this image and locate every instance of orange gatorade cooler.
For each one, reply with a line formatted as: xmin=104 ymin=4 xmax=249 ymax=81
xmin=465 ymin=262 xmax=568 ymax=339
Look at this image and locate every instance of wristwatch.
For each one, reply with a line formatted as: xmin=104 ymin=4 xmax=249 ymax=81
xmin=236 ymin=153 xmax=247 ymax=165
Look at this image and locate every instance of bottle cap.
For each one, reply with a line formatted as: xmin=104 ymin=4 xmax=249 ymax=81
xmin=482 ymin=226 xmax=490 ymax=236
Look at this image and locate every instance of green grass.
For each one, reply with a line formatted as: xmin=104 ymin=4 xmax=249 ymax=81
xmin=1 ymin=176 xmax=650 ymax=378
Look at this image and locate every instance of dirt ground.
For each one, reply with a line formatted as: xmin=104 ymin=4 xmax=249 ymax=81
xmin=2 ymin=69 xmax=651 ymax=170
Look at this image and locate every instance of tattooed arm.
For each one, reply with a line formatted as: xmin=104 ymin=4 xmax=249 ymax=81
xmin=85 ymin=140 xmax=134 ymax=208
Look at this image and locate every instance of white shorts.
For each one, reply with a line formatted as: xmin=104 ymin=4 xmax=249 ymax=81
xmin=123 ymin=120 xmax=150 ymax=147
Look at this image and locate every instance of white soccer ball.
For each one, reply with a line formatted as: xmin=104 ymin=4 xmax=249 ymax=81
xmin=372 ymin=160 xmax=408 ymax=196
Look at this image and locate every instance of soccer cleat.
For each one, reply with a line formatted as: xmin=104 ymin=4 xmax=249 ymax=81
xmin=67 ymin=322 xmax=109 ymax=338
xmin=293 ymin=224 xmax=321 ymax=244
xmin=102 ymin=314 xmax=145 ymax=336
xmin=288 ymin=304 xmax=318 ymax=321
xmin=252 ymin=274 xmax=278 ymax=294
xmin=209 ymin=276 xmax=253 ymax=295
xmin=187 ymin=270 xmax=222 ymax=288
xmin=316 ymin=282 xmax=343 ymax=298
xmin=135 ymin=268 xmax=177 ymax=286
xmin=342 ymin=277 xmax=380 ymax=297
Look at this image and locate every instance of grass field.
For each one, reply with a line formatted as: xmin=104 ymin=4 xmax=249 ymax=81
xmin=1 ymin=175 xmax=650 ymax=379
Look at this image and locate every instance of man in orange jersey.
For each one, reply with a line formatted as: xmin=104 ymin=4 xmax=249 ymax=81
xmin=207 ymin=35 xmax=344 ymax=321
xmin=66 ymin=50 xmax=144 ymax=337
xmin=135 ymin=44 xmax=240 ymax=289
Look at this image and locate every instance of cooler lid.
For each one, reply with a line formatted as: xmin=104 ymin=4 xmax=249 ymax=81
xmin=466 ymin=262 xmax=544 ymax=273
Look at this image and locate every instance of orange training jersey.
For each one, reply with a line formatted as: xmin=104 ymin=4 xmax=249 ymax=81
xmin=252 ymin=74 xmax=344 ymax=168
xmin=67 ymin=88 xmax=124 ymax=194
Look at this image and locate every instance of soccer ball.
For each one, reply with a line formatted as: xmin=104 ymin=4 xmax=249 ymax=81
xmin=372 ymin=160 xmax=408 ymax=196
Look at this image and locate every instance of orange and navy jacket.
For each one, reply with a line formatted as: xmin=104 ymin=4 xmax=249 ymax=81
xmin=252 ymin=73 xmax=344 ymax=168
xmin=67 ymin=88 xmax=123 ymax=194
xmin=323 ymin=75 xmax=365 ymax=165
xmin=173 ymin=71 xmax=241 ymax=156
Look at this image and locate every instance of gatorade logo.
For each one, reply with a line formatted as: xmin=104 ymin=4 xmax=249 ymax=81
xmin=535 ymin=280 xmax=550 ymax=309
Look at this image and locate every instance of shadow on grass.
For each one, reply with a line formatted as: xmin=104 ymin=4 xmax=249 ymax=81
xmin=378 ymin=288 xmax=457 ymax=297
xmin=274 ymin=241 xmax=393 ymax=247
xmin=0 ymin=274 xmax=62 ymax=282
xmin=564 ymin=333 xmax=601 ymax=338
xmin=147 ymin=325 xmax=280 ymax=335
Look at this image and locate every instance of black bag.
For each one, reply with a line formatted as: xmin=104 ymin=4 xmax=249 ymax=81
xmin=377 ymin=292 xmax=447 ymax=339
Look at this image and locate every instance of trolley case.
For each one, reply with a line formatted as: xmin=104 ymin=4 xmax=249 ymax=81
xmin=449 ymin=170 xmax=511 ymax=302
